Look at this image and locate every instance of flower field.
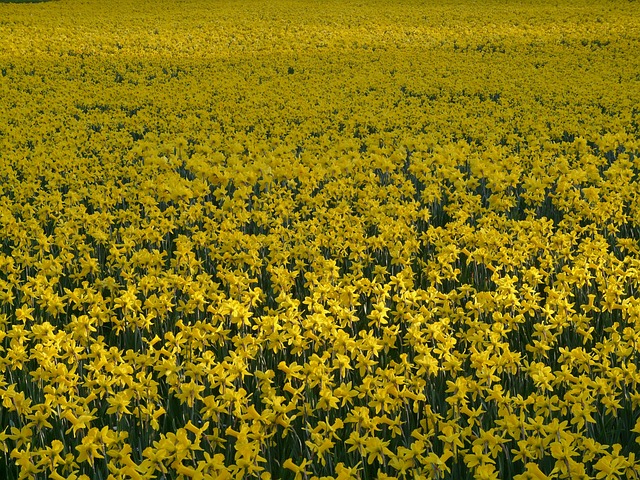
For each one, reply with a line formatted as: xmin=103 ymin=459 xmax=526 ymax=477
xmin=1 ymin=0 xmax=640 ymax=478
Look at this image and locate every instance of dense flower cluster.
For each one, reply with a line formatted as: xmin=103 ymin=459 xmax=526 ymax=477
xmin=1 ymin=0 xmax=640 ymax=479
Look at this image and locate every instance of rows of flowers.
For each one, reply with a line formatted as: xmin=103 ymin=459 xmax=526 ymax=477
xmin=1 ymin=0 xmax=640 ymax=478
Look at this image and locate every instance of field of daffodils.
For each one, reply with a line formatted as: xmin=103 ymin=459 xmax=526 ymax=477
xmin=1 ymin=0 xmax=640 ymax=478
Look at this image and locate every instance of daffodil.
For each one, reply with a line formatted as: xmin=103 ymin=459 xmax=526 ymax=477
xmin=106 ymin=391 xmax=133 ymax=418
xmin=513 ymin=462 xmax=549 ymax=480
xmin=282 ymin=458 xmax=312 ymax=480
xmin=76 ymin=431 xmax=104 ymax=467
